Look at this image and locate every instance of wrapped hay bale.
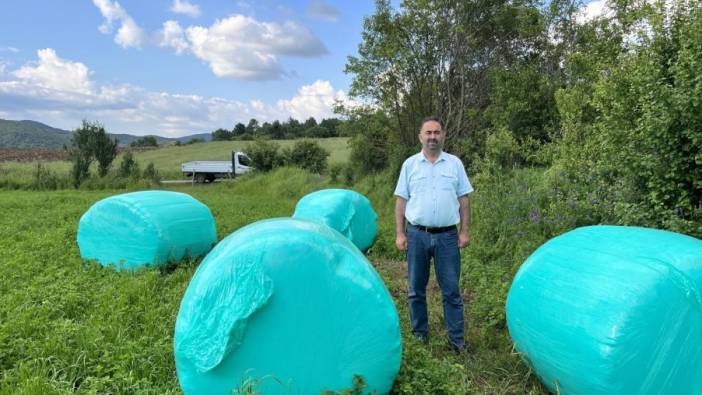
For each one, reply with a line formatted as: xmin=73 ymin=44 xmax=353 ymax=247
xmin=77 ymin=191 xmax=216 ymax=270
xmin=174 ymin=218 xmax=401 ymax=394
xmin=292 ymin=189 xmax=378 ymax=252
xmin=506 ymin=225 xmax=702 ymax=395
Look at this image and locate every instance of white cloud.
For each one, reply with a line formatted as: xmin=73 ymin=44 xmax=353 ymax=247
xmin=306 ymin=0 xmax=340 ymax=22
xmin=158 ymin=20 xmax=190 ymax=54
xmin=276 ymin=80 xmax=346 ymax=121
xmin=170 ymin=0 xmax=201 ymax=18
xmin=184 ymin=15 xmax=327 ymax=80
xmin=0 ymin=50 xmax=347 ymax=136
xmin=92 ymin=5 xmax=326 ymax=81
xmin=0 ymin=46 xmax=19 ymax=53
xmin=92 ymin=0 xmax=145 ymax=48
xmin=12 ymin=49 xmax=93 ymax=95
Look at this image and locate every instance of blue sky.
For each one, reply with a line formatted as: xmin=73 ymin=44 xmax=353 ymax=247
xmin=0 ymin=0 xmax=378 ymax=136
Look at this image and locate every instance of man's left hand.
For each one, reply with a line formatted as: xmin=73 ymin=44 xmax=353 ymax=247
xmin=458 ymin=230 xmax=470 ymax=248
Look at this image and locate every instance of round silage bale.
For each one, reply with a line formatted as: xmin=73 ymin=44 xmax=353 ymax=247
xmin=292 ymin=188 xmax=378 ymax=252
xmin=174 ymin=218 xmax=401 ymax=395
xmin=77 ymin=191 xmax=216 ymax=270
xmin=506 ymin=225 xmax=702 ymax=395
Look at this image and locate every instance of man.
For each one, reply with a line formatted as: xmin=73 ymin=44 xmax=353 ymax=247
xmin=394 ymin=116 xmax=473 ymax=353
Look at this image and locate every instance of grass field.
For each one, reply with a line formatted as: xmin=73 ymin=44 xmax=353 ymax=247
xmin=0 ymin=167 xmax=550 ymax=394
xmin=0 ymin=137 xmax=350 ymax=185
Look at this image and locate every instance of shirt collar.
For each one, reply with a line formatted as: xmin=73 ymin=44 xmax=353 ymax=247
xmin=419 ymin=150 xmax=447 ymax=163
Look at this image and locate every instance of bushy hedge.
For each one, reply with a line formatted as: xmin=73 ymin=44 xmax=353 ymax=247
xmin=247 ymin=138 xmax=329 ymax=174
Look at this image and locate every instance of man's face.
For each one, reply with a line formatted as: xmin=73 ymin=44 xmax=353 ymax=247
xmin=418 ymin=120 xmax=445 ymax=152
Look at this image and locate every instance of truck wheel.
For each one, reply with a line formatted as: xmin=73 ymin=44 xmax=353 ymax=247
xmin=205 ymin=174 xmax=216 ymax=183
xmin=195 ymin=173 xmax=206 ymax=183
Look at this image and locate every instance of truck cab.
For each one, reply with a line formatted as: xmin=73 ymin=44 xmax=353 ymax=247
xmin=182 ymin=151 xmax=253 ymax=183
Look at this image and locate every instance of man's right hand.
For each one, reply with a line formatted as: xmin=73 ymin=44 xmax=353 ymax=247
xmin=395 ymin=233 xmax=407 ymax=251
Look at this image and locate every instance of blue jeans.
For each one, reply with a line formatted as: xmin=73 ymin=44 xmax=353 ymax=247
xmin=407 ymin=224 xmax=465 ymax=346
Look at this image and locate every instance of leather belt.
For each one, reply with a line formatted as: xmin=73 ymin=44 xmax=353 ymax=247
xmin=410 ymin=223 xmax=456 ymax=234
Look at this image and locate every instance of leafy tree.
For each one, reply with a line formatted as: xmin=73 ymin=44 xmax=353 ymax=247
xmin=233 ymin=122 xmax=247 ymax=137
xmin=65 ymin=120 xmax=118 ymax=187
xmin=303 ymin=117 xmax=317 ymax=129
xmin=130 ymin=136 xmax=158 ymax=148
xmin=246 ymin=118 xmax=260 ymax=135
xmin=142 ymin=162 xmax=160 ymax=182
xmin=344 ymin=108 xmax=391 ymax=176
xmin=346 ymin=0 xmax=550 ymax=166
xmin=119 ymin=151 xmax=139 ymax=178
xmin=304 ymin=125 xmax=332 ymax=138
xmin=270 ymin=120 xmax=284 ymax=139
xmin=212 ymin=128 xmax=233 ymax=141
xmin=281 ymin=139 xmax=329 ymax=174
xmin=286 ymin=117 xmax=303 ymax=138
xmin=320 ymin=118 xmax=341 ymax=137
xmin=246 ymin=139 xmax=282 ymax=171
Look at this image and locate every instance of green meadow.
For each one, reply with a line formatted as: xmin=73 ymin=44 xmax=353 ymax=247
xmin=0 ymin=166 xmax=555 ymax=394
xmin=0 ymin=137 xmax=350 ymax=185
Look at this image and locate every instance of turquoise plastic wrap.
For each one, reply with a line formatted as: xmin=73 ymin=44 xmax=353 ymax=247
xmin=506 ymin=225 xmax=702 ymax=394
xmin=77 ymin=191 xmax=216 ymax=270
xmin=292 ymin=189 xmax=378 ymax=252
xmin=174 ymin=218 xmax=401 ymax=394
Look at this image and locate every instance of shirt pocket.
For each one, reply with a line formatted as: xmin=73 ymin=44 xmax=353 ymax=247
xmin=408 ymin=173 xmax=427 ymax=195
xmin=439 ymin=171 xmax=458 ymax=191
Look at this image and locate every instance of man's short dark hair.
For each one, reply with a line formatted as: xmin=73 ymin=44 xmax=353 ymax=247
xmin=420 ymin=116 xmax=444 ymax=130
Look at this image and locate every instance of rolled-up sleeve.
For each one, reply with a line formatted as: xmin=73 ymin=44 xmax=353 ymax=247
xmin=394 ymin=161 xmax=409 ymax=200
xmin=456 ymin=160 xmax=473 ymax=197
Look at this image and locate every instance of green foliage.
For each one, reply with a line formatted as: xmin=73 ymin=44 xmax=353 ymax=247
xmin=119 ymin=151 xmax=138 ymax=178
xmin=345 ymin=109 xmax=392 ymax=175
xmin=246 ymin=139 xmax=282 ymax=172
xmin=130 ymin=136 xmax=158 ymax=148
xmin=281 ymin=139 xmax=329 ymax=174
xmin=329 ymin=162 xmax=344 ymax=183
xmin=346 ymin=0 xmax=551 ymax=164
xmin=486 ymin=64 xmax=559 ymax=145
xmin=233 ymin=122 xmax=247 ymax=137
xmin=1 ymin=167 xmax=555 ymax=393
xmin=65 ymin=120 xmax=118 ymax=187
xmin=553 ymin=1 xmax=702 ymax=237
xmin=479 ymin=127 xmax=521 ymax=173
xmin=94 ymin=137 xmax=118 ymax=178
xmin=142 ymin=162 xmax=161 ymax=183
xmin=212 ymin=128 xmax=234 ymax=141
xmin=30 ymin=163 xmax=66 ymax=190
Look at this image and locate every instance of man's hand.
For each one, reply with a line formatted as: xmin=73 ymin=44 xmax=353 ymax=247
xmin=458 ymin=230 xmax=470 ymax=249
xmin=396 ymin=233 xmax=408 ymax=251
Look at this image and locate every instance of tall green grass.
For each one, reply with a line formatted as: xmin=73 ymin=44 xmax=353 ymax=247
xmin=0 ymin=167 xmax=554 ymax=394
xmin=0 ymin=138 xmax=350 ymax=187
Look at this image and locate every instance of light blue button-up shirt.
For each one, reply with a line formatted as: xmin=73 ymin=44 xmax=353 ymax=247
xmin=394 ymin=151 xmax=473 ymax=228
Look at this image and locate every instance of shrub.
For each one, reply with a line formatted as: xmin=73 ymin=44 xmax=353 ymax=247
xmin=65 ymin=120 xmax=118 ymax=187
xmin=347 ymin=112 xmax=391 ymax=176
xmin=130 ymin=136 xmax=158 ymax=148
xmin=142 ymin=162 xmax=161 ymax=183
xmin=119 ymin=151 xmax=139 ymax=178
xmin=281 ymin=139 xmax=329 ymax=174
xmin=329 ymin=163 xmax=344 ymax=183
xmin=31 ymin=163 xmax=64 ymax=190
xmin=246 ymin=139 xmax=281 ymax=172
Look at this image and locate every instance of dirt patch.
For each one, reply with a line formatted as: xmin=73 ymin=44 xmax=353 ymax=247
xmin=0 ymin=148 xmax=67 ymax=162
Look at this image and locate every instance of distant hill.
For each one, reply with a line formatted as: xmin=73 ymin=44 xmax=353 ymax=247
xmin=0 ymin=119 xmax=212 ymax=148
xmin=0 ymin=119 xmax=72 ymax=148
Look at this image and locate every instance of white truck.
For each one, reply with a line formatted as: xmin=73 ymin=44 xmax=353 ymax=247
xmin=181 ymin=151 xmax=253 ymax=183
